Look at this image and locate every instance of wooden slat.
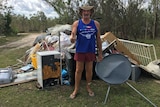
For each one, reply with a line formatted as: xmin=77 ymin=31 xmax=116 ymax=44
xmin=101 ymin=32 xmax=141 ymax=65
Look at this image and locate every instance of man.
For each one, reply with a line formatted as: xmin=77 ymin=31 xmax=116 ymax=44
xmin=70 ymin=4 xmax=103 ymax=99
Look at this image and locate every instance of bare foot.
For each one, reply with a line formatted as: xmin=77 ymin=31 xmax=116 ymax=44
xmin=86 ymin=83 xmax=95 ymax=97
xmin=70 ymin=91 xmax=78 ymax=99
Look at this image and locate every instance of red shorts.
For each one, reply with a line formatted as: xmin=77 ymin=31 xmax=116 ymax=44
xmin=74 ymin=53 xmax=96 ymax=62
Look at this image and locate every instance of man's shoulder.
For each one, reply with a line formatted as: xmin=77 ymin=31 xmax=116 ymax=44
xmin=73 ymin=20 xmax=81 ymax=27
xmin=93 ymin=20 xmax=99 ymax=24
xmin=73 ymin=20 xmax=79 ymax=25
xmin=72 ymin=20 xmax=79 ymax=28
xmin=93 ymin=20 xmax=100 ymax=27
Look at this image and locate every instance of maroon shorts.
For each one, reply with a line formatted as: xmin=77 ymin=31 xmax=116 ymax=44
xmin=74 ymin=53 xmax=96 ymax=62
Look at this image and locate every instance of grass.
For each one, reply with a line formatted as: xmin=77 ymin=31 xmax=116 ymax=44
xmin=0 ymin=77 xmax=159 ymax=107
xmin=0 ymin=37 xmax=160 ymax=107
xmin=0 ymin=47 xmax=30 ymax=68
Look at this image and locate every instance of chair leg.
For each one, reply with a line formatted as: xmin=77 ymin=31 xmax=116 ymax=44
xmin=104 ymin=85 xmax=111 ymax=104
xmin=126 ymin=82 xmax=157 ymax=107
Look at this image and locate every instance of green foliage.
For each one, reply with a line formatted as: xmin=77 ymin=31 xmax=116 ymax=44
xmin=0 ymin=13 xmax=6 ymax=34
xmin=0 ymin=1 xmax=16 ymax=36
xmin=1 ymin=0 xmax=160 ymax=39
xmin=44 ymin=0 xmax=160 ymax=39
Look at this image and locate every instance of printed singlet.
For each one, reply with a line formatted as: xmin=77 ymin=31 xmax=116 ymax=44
xmin=76 ymin=19 xmax=97 ymax=53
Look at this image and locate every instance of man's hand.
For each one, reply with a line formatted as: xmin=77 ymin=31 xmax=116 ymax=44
xmin=70 ymin=35 xmax=76 ymax=43
xmin=96 ymin=54 xmax=103 ymax=62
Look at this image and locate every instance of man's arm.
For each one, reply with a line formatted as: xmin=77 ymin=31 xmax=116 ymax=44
xmin=70 ymin=20 xmax=78 ymax=43
xmin=95 ymin=20 xmax=103 ymax=61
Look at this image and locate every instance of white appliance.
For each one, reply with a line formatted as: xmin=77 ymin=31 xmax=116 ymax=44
xmin=37 ymin=51 xmax=61 ymax=88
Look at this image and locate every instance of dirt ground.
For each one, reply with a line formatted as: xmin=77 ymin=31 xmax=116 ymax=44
xmin=0 ymin=33 xmax=43 ymax=50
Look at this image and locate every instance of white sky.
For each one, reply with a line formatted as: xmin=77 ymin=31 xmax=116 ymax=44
xmin=2 ymin=0 xmax=59 ymax=19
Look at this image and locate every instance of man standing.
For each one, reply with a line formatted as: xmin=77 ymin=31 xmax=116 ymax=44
xmin=70 ymin=4 xmax=103 ymax=99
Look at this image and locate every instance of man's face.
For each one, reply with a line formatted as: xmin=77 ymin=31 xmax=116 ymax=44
xmin=81 ymin=10 xmax=91 ymax=18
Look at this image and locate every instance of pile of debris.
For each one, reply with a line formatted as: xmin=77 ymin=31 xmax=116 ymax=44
xmin=0 ymin=24 xmax=73 ymax=87
xmin=0 ymin=24 xmax=160 ymax=88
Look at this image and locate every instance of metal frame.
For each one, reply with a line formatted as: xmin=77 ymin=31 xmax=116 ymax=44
xmin=119 ymin=39 xmax=157 ymax=66
xmin=104 ymin=82 xmax=157 ymax=107
xmin=58 ymin=31 xmax=63 ymax=85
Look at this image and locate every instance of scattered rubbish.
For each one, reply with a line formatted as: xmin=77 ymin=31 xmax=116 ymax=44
xmin=0 ymin=70 xmax=37 ymax=88
xmin=63 ymin=80 xmax=70 ymax=86
xmin=1 ymin=25 xmax=160 ymax=88
xmin=0 ymin=68 xmax=14 ymax=84
xmin=20 ymin=64 xmax=33 ymax=71
xmin=144 ymin=60 xmax=160 ymax=79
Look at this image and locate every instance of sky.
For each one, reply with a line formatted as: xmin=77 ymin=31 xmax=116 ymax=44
xmin=2 ymin=0 xmax=59 ymax=19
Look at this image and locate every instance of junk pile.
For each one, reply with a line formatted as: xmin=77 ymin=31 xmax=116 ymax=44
xmin=0 ymin=25 xmax=160 ymax=88
xmin=101 ymin=32 xmax=160 ymax=79
xmin=0 ymin=24 xmax=73 ymax=88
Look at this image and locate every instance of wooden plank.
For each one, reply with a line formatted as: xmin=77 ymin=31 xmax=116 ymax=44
xmin=101 ymin=32 xmax=141 ymax=65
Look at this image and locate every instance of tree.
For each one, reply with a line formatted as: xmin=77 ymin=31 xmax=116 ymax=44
xmin=0 ymin=13 xmax=5 ymax=35
xmin=44 ymin=0 xmax=82 ymax=24
xmin=1 ymin=0 xmax=160 ymax=40
xmin=151 ymin=0 xmax=159 ymax=39
xmin=2 ymin=1 xmax=14 ymax=36
xmin=37 ymin=11 xmax=47 ymax=32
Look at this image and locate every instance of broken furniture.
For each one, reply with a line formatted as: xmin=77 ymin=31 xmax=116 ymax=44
xmin=101 ymin=32 xmax=160 ymax=79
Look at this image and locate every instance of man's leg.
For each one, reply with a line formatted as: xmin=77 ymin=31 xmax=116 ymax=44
xmin=70 ymin=61 xmax=84 ymax=98
xmin=85 ymin=61 xmax=94 ymax=96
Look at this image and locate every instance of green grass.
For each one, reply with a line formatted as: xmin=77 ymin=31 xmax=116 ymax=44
xmin=0 ymin=37 xmax=160 ymax=107
xmin=0 ymin=78 xmax=159 ymax=107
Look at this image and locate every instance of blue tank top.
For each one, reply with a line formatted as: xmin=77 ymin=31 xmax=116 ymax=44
xmin=76 ymin=19 xmax=97 ymax=53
